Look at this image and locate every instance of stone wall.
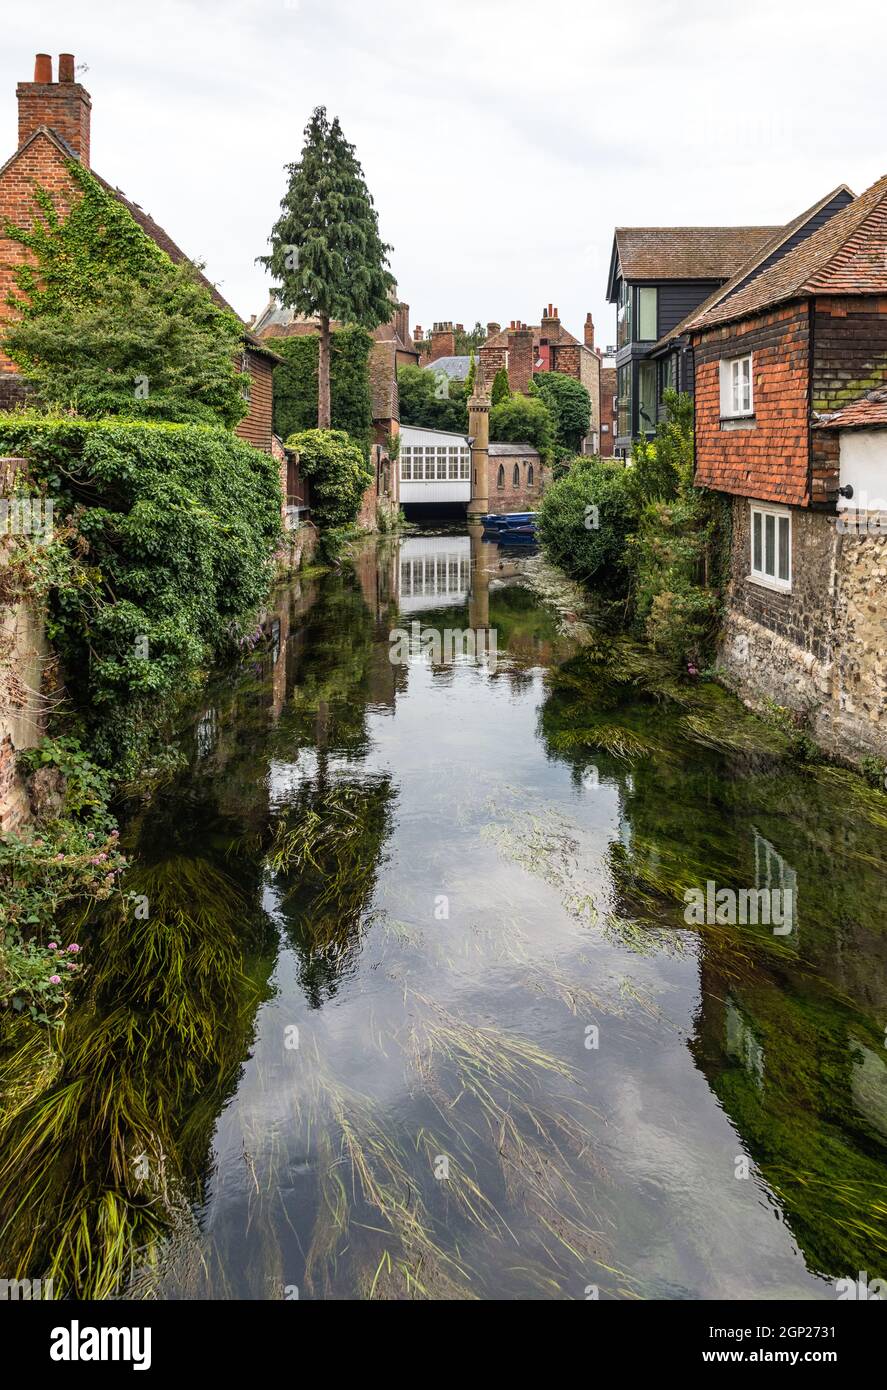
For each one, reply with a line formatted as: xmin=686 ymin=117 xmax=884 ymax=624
xmin=717 ymin=495 xmax=887 ymax=763
xmin=1 ymin=456 xmax=51 ymax=831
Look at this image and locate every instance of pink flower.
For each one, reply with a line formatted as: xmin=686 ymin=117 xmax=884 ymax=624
xmin=48 ymin=942 xmax=57 ymax=950
xmin=48 ymin=975 xmax=61 ymax=985
xmin=67 ymin=944 xmax=80 ymax=954
xmin=66 ymin=963 xmax=76 ymax=971
xmin=110 ymin=830 xmax=119 ymax=839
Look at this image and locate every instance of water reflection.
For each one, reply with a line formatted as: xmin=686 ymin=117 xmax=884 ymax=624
xmin=2 ymin=532 xmax=886 ymax=1299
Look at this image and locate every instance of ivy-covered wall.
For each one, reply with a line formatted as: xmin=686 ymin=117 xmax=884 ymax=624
xmin=272 ymin=326 xmax=373 ymax=456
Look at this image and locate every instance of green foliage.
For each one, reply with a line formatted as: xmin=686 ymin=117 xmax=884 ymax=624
xmin=0 ymin=414 xmax=281 ymax=774
xmin=465 ymin=351 xmax=476 ymax=398
xmin=628 ymin=393 xmax=728 ymax=668
xmin=490 ymin=368 xmax=511 ymax=407
xmin=1 ymin=161 xmax=247 ymax=427
xmin=396 ymin=365 xmax=469 ymax=432
xmin=531 ymin=372 xmax=591 ymax=453
xmin=489 ymin=392 xmax=555 ymax=462
xmin=272 ymin=327 xmax=373 ymax=454
xmin=538 ymin=392 xmax=729 ymax=671
xmin=454 ymin=321 xmax=487 ymax=354
xmin=260 ymin=106 xmax=394 ymax=325
xmin=0 ymin=934 xmax=86 ymax=1027
xmin=537 ymin=459 xmax=640 ymax=591
xmin=286 ymin=428 xmax=373 ymax=532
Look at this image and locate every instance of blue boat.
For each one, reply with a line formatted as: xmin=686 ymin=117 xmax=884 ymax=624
xmin=481 ymin=511 xmax=539 ymax=541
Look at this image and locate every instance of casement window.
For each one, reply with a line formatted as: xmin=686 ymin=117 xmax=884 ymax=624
xmin=617 ymin=364 xmax=632 ymax=438
xmin=720 ymin=353 xmax=754 ymax=418
xmin=400 ymin=448 xmax=413 ymax=481
xmin=750 ymin=502 xmax=791 ymax=589
xmin=617 ymin=280 xmax=632 ymax=348
xmin=638 ymin=362 xmax=657 ymax=433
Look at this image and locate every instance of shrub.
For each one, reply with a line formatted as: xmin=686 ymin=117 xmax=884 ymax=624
xmin=490 ymin=393 xmax=555 ymax=462
xmin=397 ymin=364 xmax=469 ymax=432
xmin=537 ymin=459 xmax=640 ymax=592
xmin=531 ymin=372 xmax=591 ymax=453
xmin=285 ymin=428 xmax=373 ymax=532
xmin=0 ymin=414 xmax=281 ymax=774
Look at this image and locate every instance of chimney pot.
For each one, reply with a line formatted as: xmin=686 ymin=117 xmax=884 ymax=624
xmin=59 ymin=53 xmax=75 ymax=82
xmin=34 ymin=54 xmax=53 ymax=83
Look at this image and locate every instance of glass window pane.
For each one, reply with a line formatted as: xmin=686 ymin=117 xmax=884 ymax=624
xmin=753 ymin=511 xmax=762 ymax=571
xmin=638 ymin=287 xmax=657 ymax=341
xmin=778 ymin=516 xmax=790 ymax=581
xmin=765 ymin=513 xmax=776 ymax=576
xmin=638 ymin=362 xmax=657 ymax=432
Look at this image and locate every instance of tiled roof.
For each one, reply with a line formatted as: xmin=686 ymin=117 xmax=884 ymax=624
xmin=613 ymin=226 xmax=777 ymax=283
xmin=422 ymin=355 xmax=471 ymax=379
xmin=482 ymin=322 xmax=582 ymax=351
xmin=653 ymin=186 xmax=854 ymax=352
xmin=815 ymin=388 xmax=887 ymax=431
xmin=690 ymin=174 xmax=887 ymax=331
xmin=488 ymin=441 xmax=540 ymax=456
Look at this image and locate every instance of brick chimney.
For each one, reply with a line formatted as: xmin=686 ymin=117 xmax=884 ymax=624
xmin=486 ymin=321 xmax=500 ymax=338
xmin=507 ymin=323 xmax=534 ymax=394
xmin=584 ymin=312 xmax=595 ymax=349
xmin=17 ymin=53 xmax=92 ymax=165
xmin=429 ymin=321 xmax=456 ymax=362
xmin=540 ymin=303 xmax=560 ymax=343
xmin=395 ymin=301 xmax=410 ymax=346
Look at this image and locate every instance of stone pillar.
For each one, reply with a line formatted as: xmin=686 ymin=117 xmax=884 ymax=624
xmin=468 ymin=523 xmax=490 ymax=630
xmin=467 ymin=362 xmax=491 ymax=518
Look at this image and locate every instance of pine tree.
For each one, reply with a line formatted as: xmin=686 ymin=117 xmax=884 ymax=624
xmin=260 ymin=108 xmax=395 ymax=429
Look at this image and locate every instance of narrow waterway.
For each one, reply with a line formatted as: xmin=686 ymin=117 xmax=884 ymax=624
xmin=6 ymin=530 xmax=887 ymax=1300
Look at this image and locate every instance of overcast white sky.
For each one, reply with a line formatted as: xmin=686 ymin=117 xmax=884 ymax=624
xmin=3 ymin=0 xmax=886 ymax=348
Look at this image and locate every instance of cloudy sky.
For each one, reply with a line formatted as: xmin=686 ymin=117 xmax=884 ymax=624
xmin=2 ymin=0 xmax=886 ymax=348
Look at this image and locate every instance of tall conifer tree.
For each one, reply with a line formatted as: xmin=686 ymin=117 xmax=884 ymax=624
xmin=260 ymin=108 xmax=394 ymax=429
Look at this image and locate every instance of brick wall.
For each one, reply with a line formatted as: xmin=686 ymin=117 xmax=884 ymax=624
xmin=506 ymin=328 xmax=534 ymax=394
xmin=17 ymin=76 xmax=91 ymax=164
xmin=487 ymin=450 xmax=542 ymax=512
xmin=0 ymin=132 xmax=79 ymax=372
xmin=693 ymin=302 xmax=811 ymax=506
xmin=599 ymin=367 xmax=617 ymax=457
xmin=479 ymin=345 xmax=507 ymax=384
xmin=235 ymin=351 xmax=275 ymax=453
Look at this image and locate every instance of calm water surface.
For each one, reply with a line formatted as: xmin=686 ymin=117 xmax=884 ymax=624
xmin=8 ymin=530 xmax=887 ymax=1300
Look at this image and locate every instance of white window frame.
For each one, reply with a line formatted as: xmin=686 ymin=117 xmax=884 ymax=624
xmin=749 ymin=501 xmax=791 ymax=591
xmin=720 ymin=353 xmax=754 ymax=419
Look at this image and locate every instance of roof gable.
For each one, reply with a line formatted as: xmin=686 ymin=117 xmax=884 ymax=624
xmin=653 ymin=185 xmax=855 ymax=351
xmin=691 ymin=174 xmax=887 ymax=331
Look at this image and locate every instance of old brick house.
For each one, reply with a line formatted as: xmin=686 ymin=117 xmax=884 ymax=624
xmin=478 ymin=306 xmax=602 ymax=454
xmin=688 ymin=174 xmax=887 ymax=761
xmin=0 ymin=52 xmax=280 ymax=451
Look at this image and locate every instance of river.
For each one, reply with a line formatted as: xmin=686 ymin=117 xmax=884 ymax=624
xmin=4 ymin=529 xmax=887 ymax=1300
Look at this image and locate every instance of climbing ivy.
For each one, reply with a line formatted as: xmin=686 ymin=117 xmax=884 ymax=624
xmin=0 ymin=414 xmax=281 ymax=777
xmin=2 ymin=160 xmax=247 ymax=427
xmin=272 ymin=327 xmax=373 ymax=455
